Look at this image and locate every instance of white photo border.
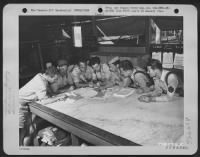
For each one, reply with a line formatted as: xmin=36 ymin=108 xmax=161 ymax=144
xmin=3 ymin=4 xmax=198 ymax=155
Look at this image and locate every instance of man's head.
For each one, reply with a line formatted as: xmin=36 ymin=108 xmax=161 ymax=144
xmin=45 ymin=66 xmax=59 ymax=83
xmin=89 ymin=56 xmax=101 ymax=72
xmin=57 ymin=59 xmax=68 ymax=75
xmin=108 ymin=57 xmax=120 ymax=72
xmin=147 ymin=59 xmax=163 ymax=78
xmin=119 ymin=60 xmax=133 ymax=77
xmin=78 ymin=58 xmax=87 ymax=72
xmin=46 ymin=62 xmax=53 ymax=69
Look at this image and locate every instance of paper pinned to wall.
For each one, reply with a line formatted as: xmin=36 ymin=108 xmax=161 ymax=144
xmin=174 ymin=53 xmax=184 ymax=69
xmin=73 ymin=26 xmax=82 ymax=47
xmin=162 ymin=52 xmax=173 ymax=69
xmin=152 ymin=51 xmax=162 ymax=62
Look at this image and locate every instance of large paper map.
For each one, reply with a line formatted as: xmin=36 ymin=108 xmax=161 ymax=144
xmin=113 ymin=88 xmax=135 ymax=98
xmin=73 ymin=87 xmax=98 ymax=98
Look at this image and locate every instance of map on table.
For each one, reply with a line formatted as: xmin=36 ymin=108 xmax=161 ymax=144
xmin=72 ymin=87 xmax=98 ymax=98
xmin=113 ymin=88 xmax=135 ymax=98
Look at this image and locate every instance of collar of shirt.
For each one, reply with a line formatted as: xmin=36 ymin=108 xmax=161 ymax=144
xmin=153 ymin=76 xmax=160 ymax=81
xmin=39 ymin=73 xmax=49 ymax=84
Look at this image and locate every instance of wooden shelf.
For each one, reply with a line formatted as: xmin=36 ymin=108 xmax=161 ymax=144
xmin=150 ymin=44 xmax=183 ymax=49
xmin=163 ymin=67 xmax=184 ymax=71
xmin=91 ymin=46 xmax=147 ymax=57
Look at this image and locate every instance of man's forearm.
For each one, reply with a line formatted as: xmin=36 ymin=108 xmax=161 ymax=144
xmin=141 ymin=87 xmax=152 ymax=93
xmin=75 ymin=82 xmax=89 ymax=88
xmin=151 ymin=95 xmax=173 ymax=102
xmin=101 ymin=81 xmax=115 ymax=89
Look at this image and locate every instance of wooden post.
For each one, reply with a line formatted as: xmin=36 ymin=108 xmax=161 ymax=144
xmin=145 ymin=17 xmax=151 ymax=54
xmin=37 ymin=42 xmax=45 ymax=72
xmin=71 ymin=133 xmax=80 ymax=146
xmin=92 ymin=16 xmax=98 ymax=38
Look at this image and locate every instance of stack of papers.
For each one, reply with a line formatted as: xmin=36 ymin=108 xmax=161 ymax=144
xmin=174 ymin=53 xmax=184 ymax=69
xmin=152 ymin=52 xmax=162 ymax=62
xmin=162 ymin=52 xmax=174 ymax=69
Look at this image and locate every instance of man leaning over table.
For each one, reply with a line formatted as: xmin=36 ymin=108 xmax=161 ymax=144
xmin=50 ymin=59 xmax=75 ymax=94
xmin=89 ymin=56 xmax=111 ymax=88
xmin=71 ymin=58 xmax=94 ymax=88
xmin=119 ymin=60 xmax=153 ymax=92
xmin=19 ymin=66 xmax=59 ymax=146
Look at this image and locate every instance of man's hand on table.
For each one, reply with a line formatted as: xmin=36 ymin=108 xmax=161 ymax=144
xmin=136 ymin=88 xmax=144 ymax=94
xmin=58 ymin=86 xmax=75 ymax=94
xmin=88 ymin=82 xmax=94 ymax=88
xmin=68 ymin=94 xmax=83 ymax=100
xmin=138 ymin=95 xmax=155 ymax=103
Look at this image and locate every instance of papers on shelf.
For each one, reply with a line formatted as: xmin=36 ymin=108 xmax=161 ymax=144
xmin=152 ymin=51 xmax=162 ymax=62
xmin=113 ymin=88 xmax=135 ymax=98
xmin=162 ymin=52 xmax=174 ymax=69
xmin=174 ymin=53 xmax=184 ymax=69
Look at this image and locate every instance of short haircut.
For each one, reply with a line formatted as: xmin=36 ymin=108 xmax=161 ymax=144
xmin=147 ymin=59 xmax=163 ymax=71
xmin=45 ymin=66 xmax=59 ymax=76
xmin=57 ymin=59 xmax=68 ymax=67
xmin=78 ymin=58 xmax=86 ymax=65
xmin=119 ymin=60 xmax=133 ymax=71
xmin=112 ymin=60 xmax=120 ymax=66
xmin=89 ymin=56 xmax=100 ymax=66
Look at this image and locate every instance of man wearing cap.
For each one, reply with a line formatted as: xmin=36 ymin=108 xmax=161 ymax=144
xmin=50 ymin=59 xmax=74 ymax=93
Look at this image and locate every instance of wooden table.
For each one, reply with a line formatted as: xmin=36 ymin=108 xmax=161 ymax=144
xmin=29 ymin=88 xmax=184 ymax=146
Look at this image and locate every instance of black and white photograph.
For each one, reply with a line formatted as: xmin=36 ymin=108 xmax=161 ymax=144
xmin=2 ymin=4 xmax=198 ymax=155
xmin=18 ymin=15 xmax=184 ymax=146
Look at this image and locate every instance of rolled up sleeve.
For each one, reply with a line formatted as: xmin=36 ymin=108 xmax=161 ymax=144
xmin=102 ymin=64 xmax=111 ymax=80
xmin=134 ymin=73 xmax=149 ymax=90
xmin=71 ymin=67 xmax=80 ymax=83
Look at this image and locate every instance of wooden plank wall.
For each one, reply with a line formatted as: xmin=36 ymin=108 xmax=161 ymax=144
xmin=91 ymin=54 xmax=151 ymax=69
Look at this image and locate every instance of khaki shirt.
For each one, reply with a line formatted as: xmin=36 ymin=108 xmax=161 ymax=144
xmin=71 ymin=65 xmax=93 ymax=83
xmin=151 ymin=70 xmax=169 ymax=96
xmin=50 ymin=73 xmax=73 ymax=92
xmin=92 ymin=64 xmax=111 ymax=81
xmin=110 ymin=69 xmax=121 ymax=83
xmin=131 ymin=67 xmax=151 ymax=90
xmin=151 ymin=78 xmax=168 ymax=96
xmin=19 ymin=73 xmax=48 ymax=101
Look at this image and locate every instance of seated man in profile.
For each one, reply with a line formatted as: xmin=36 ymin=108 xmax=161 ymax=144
xmin=71 ymin=58 xmax=94 ymax=88
xmin=50 ymin=59 xmax=74 ymax=94
xmin=138 ymin=59 xmax=184 ymax=103
xmin=119 ymin=60 xmax=153 ymax=92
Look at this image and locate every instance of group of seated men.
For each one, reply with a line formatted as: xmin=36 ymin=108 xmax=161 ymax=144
xmin=19 ymin=56 xmax=184 ymax=146
xmin=44 ymin=56 xmax=183 ymax=99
